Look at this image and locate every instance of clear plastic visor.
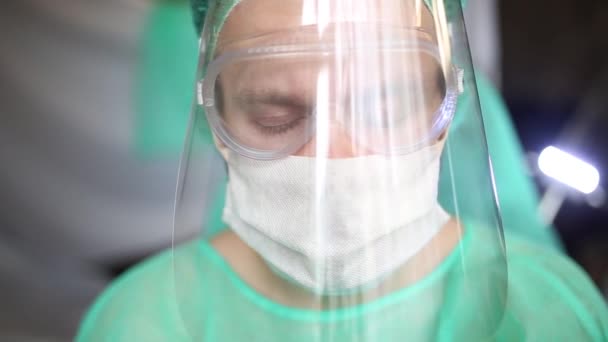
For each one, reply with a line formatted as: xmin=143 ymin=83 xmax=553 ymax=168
xmin=174 ymin=1 xmax=507 ymax=340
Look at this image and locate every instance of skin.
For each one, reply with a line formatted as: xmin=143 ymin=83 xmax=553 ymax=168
xmin=210 ymin=0 xmax=462 ymax=309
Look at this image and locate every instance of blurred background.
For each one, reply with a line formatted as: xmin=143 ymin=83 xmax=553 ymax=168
xmin=0 ymin=0 xmax=606 ymax=340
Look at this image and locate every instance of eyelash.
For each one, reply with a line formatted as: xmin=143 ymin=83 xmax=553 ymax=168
xmin=255 ymin=116 xmax=306 ymax=136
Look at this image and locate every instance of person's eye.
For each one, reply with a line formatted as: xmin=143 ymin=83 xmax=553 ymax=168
xmin=255 ymin=117 xmax=305 ymax=136
xmin=251 ymin=109 xmax=310 ymax=136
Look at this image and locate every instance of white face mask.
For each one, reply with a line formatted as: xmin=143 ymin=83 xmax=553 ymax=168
xmin=219 ymin=143 xmax=449 ymax=294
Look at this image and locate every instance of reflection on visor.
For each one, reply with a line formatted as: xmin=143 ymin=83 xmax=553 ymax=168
xmin=200 ymin=33 xmax=459 ymax=159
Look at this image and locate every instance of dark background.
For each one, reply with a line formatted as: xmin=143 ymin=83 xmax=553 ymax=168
xmin=501 ymin=0 xmax=608 ymax=289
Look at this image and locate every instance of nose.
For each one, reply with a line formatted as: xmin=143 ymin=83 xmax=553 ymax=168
xmin=293 ymin=122 xmax=373 ymax=158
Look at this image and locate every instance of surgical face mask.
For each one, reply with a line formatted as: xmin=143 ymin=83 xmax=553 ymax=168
xmin=219 ymin=142 xmax=449 ymax=294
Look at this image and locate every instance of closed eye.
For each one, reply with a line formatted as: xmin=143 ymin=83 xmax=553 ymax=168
xmin=254 ymin=115 xmax=308 ymax=136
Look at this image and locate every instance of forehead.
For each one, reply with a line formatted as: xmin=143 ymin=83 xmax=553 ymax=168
xmin=217 ymin=0 xmax=437 ymax=50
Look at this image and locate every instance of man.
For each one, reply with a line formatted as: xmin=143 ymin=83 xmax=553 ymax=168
xmin=78 ymin=0 xmax=608 ymax=340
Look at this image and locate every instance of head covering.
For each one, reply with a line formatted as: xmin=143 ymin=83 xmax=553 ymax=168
xmin=135 ymin=2 xmax=200 ymax=156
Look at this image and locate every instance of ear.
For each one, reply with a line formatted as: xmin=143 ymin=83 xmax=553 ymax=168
xmin=212 ymin=133 xmax=233 ymax=163
xmin=436 ymin=126 xmax=450 ymax=143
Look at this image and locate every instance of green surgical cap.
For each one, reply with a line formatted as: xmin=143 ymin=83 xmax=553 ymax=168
xmin=190 ymin=0 xmax=466 ymax=37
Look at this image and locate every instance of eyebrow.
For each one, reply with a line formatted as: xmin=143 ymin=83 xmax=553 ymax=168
xmin=234 ymin=90 xmax=310 ymax=109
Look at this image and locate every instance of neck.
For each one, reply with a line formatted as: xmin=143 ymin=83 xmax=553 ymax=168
xmin=211 ymin=218 xmax=463 ymax=310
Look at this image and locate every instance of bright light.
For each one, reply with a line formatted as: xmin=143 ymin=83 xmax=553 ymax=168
xmin=538 ymin=146 xmax=600 ymax=194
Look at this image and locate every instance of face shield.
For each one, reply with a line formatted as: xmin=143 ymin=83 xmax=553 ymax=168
xmin=174 ymin=0 xmax=507 ymax=340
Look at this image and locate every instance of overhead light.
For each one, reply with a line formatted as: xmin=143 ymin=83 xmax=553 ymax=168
xmin=538 ymin=146 xmax=600 ymax=194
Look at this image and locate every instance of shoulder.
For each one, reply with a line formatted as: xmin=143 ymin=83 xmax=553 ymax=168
xmin=500 ymin=232 xmax=608 ymax=341
xmin=76 ymin=241 xmax=202 ymax=342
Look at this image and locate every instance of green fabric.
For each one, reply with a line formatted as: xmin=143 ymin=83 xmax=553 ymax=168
xmin=134 ymin=2 xmax=200 ymax=157
xmin=76 ymin=224 xmax=608 ymax=341
xmin=475 ymin=74 xmax=563 ymax=250
xmin=441 ymin=71 xmax=562 ymax=251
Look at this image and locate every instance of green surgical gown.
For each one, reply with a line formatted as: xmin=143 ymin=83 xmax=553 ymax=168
xmin=76 ymin=224 xmax=608 ymax=341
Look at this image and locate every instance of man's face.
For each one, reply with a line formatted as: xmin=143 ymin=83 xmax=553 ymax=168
xmin=213 ymin=0 xmax=446 ymax=158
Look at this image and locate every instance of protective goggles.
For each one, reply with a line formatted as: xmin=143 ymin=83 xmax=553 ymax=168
xmin=198 ymin=27 xmax=463 ymax=160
